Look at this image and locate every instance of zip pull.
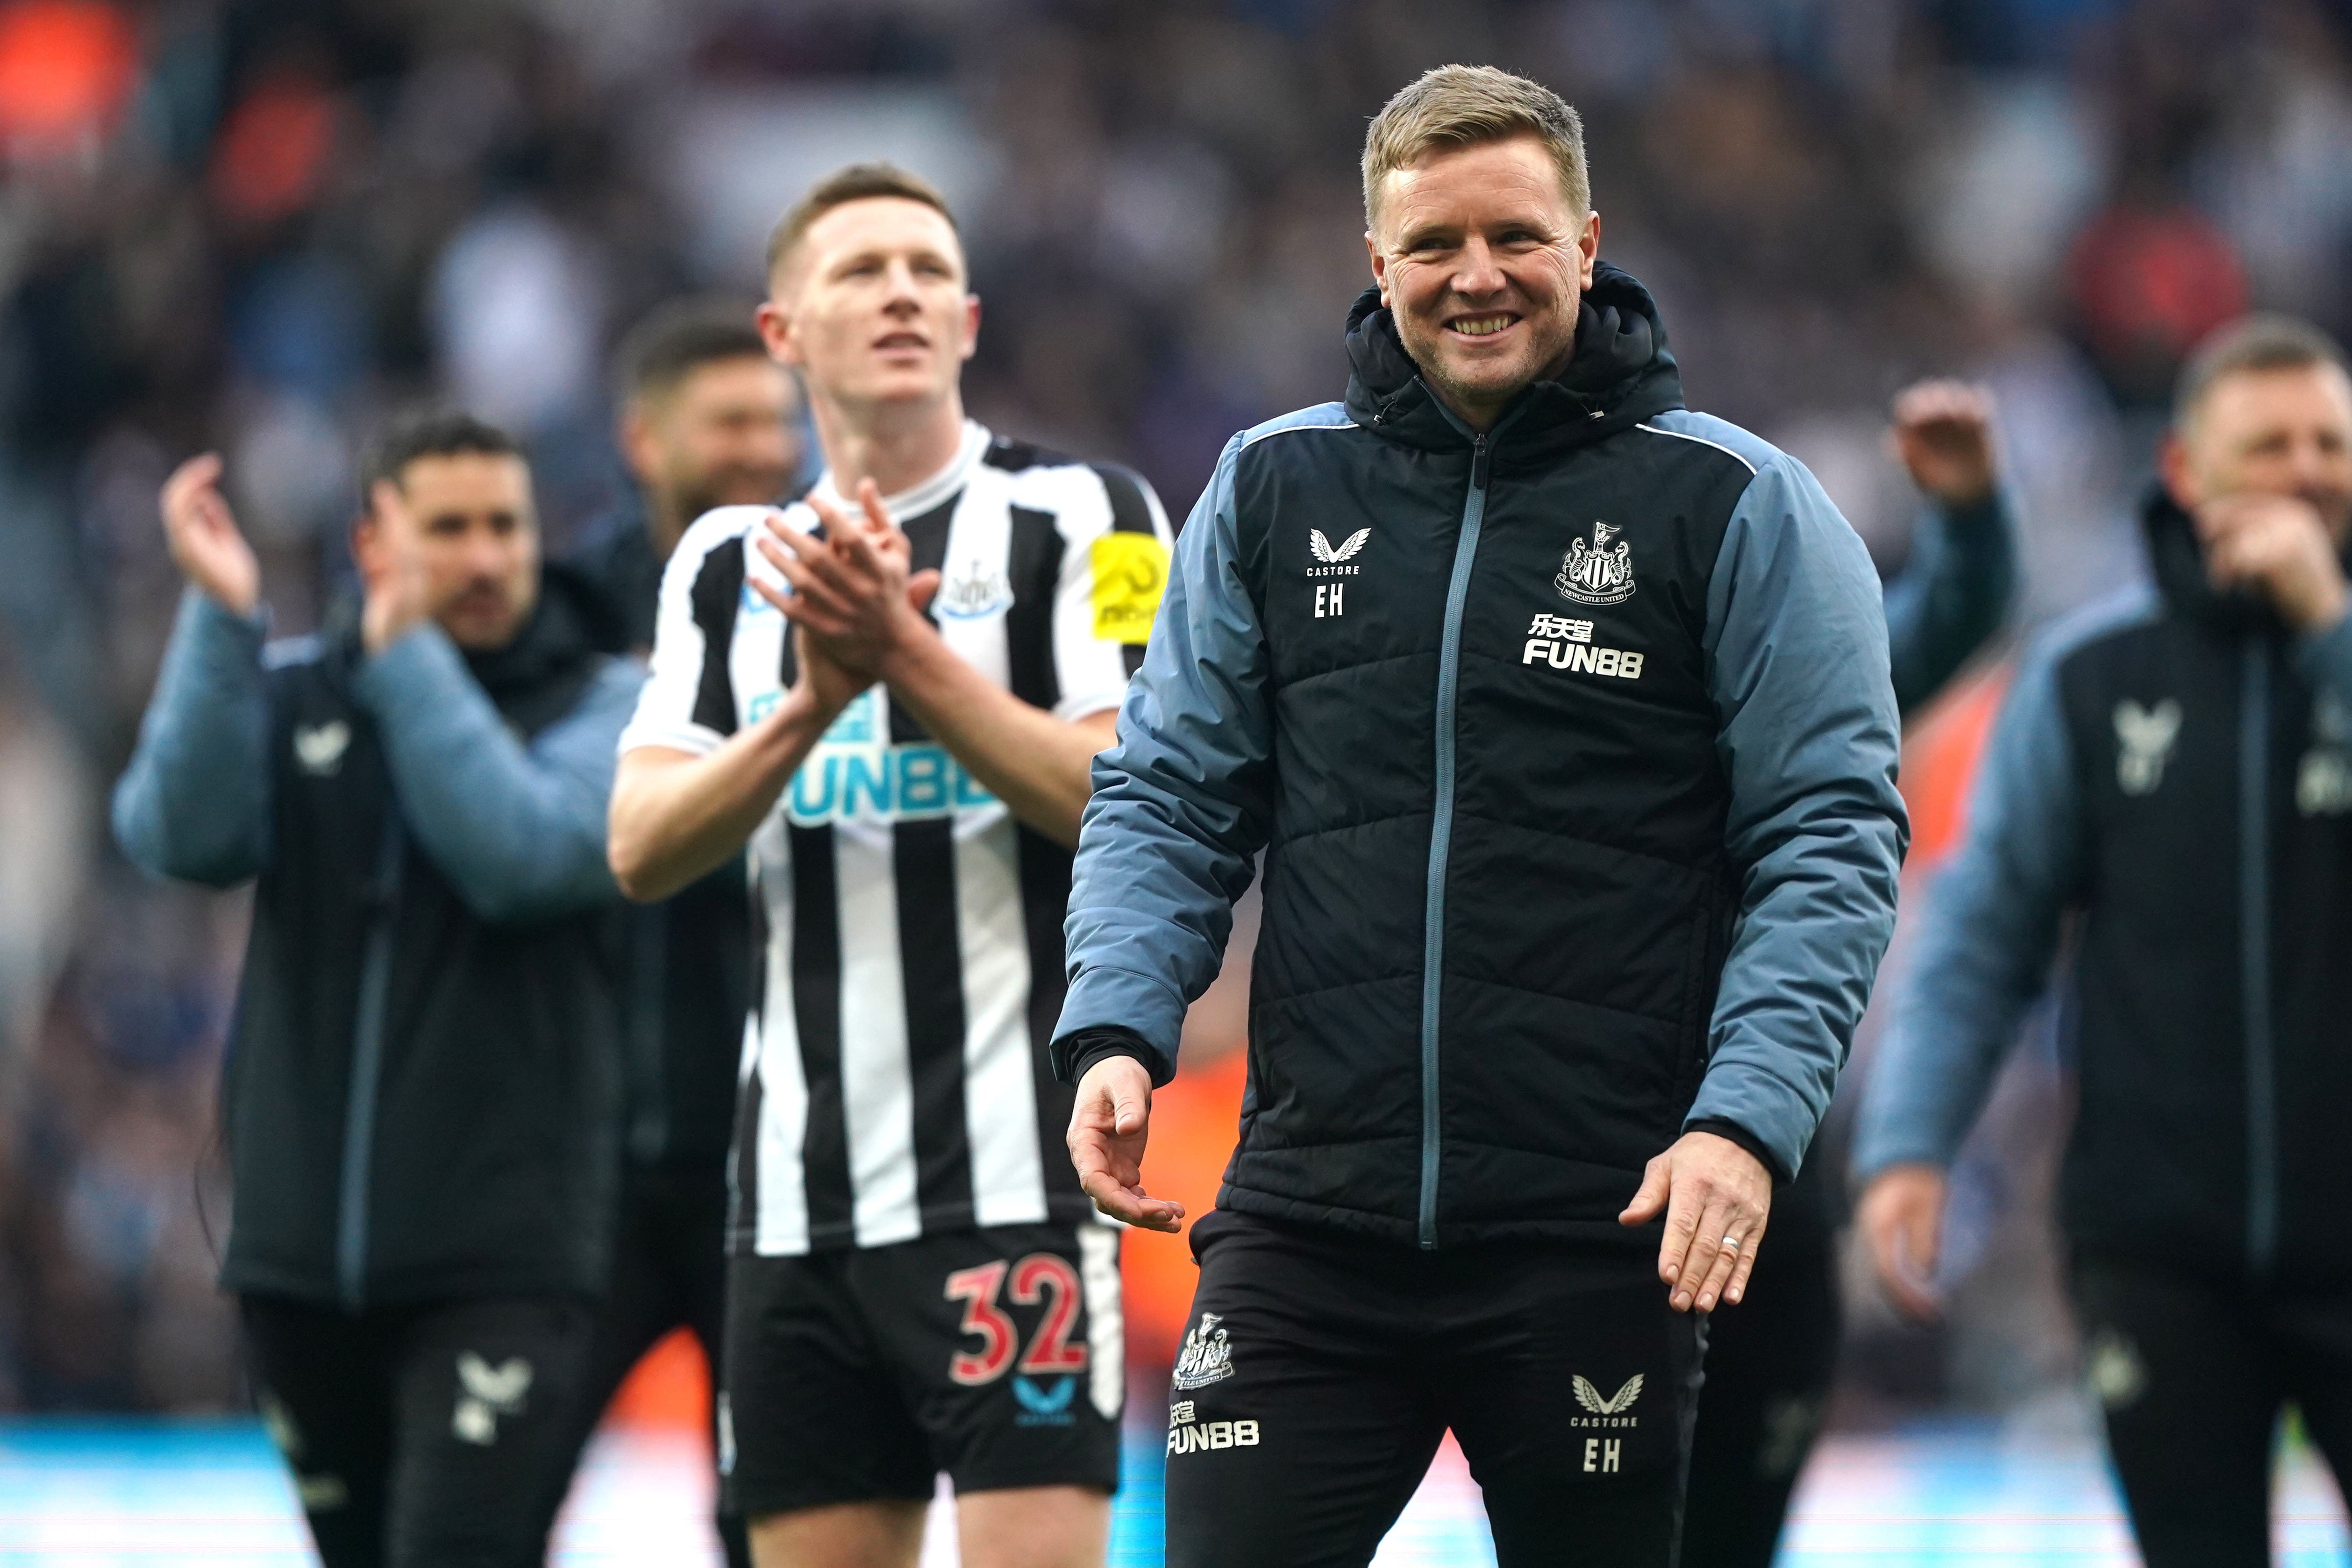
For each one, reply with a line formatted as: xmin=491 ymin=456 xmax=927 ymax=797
xmin=1471 ymin=435 xmax=1490 ymax=490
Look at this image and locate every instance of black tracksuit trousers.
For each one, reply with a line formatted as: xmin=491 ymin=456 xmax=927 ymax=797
xmin=1161 ymin=1210 xmax=1706 ymax=1568
xmin=241 ymin=1293 xmax=596 ymax=1568
xmin=2073 ymin=1250 xmax=2352 ymax=1567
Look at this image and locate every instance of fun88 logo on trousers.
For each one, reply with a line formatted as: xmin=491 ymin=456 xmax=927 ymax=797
xmin=750 ymin=690 xmax=999 ymax=826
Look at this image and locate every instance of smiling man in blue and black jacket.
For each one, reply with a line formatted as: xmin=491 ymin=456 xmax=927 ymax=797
xmin=1856 ymin=318 xmax=2352 ymax=1566
xmin=1053 ymin=65 xmax=1907 ymax=1567
xmin=114 ymin=410 xmax=640 ymax=1568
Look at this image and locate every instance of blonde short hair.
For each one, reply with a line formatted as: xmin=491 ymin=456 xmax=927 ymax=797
xmin=764 ymin=161 xmax=960 ymax=285
xmin=1362 ymin=65 xmax=1588 ymax=230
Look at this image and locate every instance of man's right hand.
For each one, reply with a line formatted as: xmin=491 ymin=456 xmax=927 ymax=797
xmin=1858 ymin=1162 xmax=1948 ymax=1320
xmin=1067 ymin=1055 xmax=1183 ymax=1233
xmin=160 ymin=454 xmax=261 ymax=617
xmin=1891 ymin=380 xmax=1998 ymax=510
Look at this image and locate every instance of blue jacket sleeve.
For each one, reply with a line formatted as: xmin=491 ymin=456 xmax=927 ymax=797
xmin=1053 ymin=436 xmax=1275 ymax=1079
xmin=1685 ymin=453 xmax=1911 ymax=1181
xmin=1851 ymin=623 xmax=2089 ymax=1178
xmin=353 ymin=626 xmax=640 ymax=925
xmin=1883 ymin=492 xmax=2017 ymax=716
xmin=112 ymin=587 xmax=274 ymax=886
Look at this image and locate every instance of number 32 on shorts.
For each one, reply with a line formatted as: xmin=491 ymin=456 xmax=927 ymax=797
xmin=944 ymin=1255 xmax=1089 ymax=1385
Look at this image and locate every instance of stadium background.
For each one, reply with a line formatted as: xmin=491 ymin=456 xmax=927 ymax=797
xmin=0 ymin=0 xmax=2347 ymax=1559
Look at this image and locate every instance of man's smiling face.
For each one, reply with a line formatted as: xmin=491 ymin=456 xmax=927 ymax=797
xmin=1367 ymin=133 xmax=1599 ymax=430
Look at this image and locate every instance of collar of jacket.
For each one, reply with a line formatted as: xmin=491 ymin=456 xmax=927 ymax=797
xmin=2140 ymin=484 xmax=2352 ymax=638
xmin=321 ymin=559 xmax=627 ymax=700
xmin=1340 ymin=259 xmax=1687 ymax=465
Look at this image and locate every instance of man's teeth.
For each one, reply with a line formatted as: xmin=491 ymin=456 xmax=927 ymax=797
xmin=1452 ymin=316 xmax=1513 ymax=336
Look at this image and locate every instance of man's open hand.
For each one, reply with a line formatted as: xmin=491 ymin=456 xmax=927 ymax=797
xmin=1067 ymin=1055 xmax=1183 ymax=1233
xmin=1618 ymin=1129 xmax=1772 ymax=1312
xmin=159 ymin=454 xmax=260 ymax=617
xmin=1857 ymin=1162 xmax=1948 ymax=1321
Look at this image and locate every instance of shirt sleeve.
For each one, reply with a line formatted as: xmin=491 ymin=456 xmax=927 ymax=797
xmin=1686 ymin=452 xmax=1912 ymax=1183
xmin=1853 ymin=628 xmax=2089 ymax=1178
xmin=1047 ymin=463 xmax=1176 ymax=722
xmin=620 ymin=513 xmax=748 ymax=758
xmin=1052 ymin=437 xmax=1274 ymax=1078
xmin=355 ymin=627 xmax=640 ymax=924
xmin=111 ymin=587 xmax=275 ymax=887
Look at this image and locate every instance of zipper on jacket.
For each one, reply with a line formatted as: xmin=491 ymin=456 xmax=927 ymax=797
xmin=1418 ymin=431 xmax=1490 ymax=1249
xmin=337 ymin=814 xmax=406 ymax=1310
xmin=2239 ymin=637 xmax=2278 ymax=1277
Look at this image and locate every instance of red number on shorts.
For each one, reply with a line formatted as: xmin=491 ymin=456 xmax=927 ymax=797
xmin=944 ymin=1261 xmax=1016 ymax=1385
xmin=1011 ymin=1253 xmax=1090 ymax=1373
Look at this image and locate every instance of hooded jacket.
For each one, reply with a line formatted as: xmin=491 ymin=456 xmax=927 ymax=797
xmin=1055 ymin=265 xmax=1908 ymax=1249
xmin=114 ymin=566 xmax=642 ymax=1305
xmin=1859 ymin=489 xmax=2352 ymax=1286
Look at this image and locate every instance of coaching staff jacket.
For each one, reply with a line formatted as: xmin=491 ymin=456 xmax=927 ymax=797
xmin=114 ymin=569 xmax=641 ymax=1306
xmin=1858 ymin=489 xmax=2352 ymax=1288
xmin=1054 ymin=264 xmax=1909 ymax=1250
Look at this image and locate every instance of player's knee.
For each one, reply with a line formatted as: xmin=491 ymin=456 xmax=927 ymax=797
xmin=747 ymin=1500 xmax=925 ymax=1568
xmin=955 ymin=1484 xmax=1109 ymax=1568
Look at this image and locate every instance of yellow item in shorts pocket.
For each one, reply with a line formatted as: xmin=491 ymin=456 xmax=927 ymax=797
xmin=1090 ymin=533 xmax=1169 ymax=643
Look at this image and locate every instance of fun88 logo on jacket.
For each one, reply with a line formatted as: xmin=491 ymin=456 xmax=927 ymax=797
xmin=749 ymin=689 xmax=1000 ymax=826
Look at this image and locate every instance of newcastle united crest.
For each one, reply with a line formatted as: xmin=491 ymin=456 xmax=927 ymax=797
xmin=1556 ymin=520 xmax=1635 ymax=606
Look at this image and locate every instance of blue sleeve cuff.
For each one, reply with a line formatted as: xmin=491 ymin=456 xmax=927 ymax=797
xmin=1055 ymin=964 xmax=1187 ymax=1079
xmin=1686 ymin=1057 xmax=1815 ymax=1183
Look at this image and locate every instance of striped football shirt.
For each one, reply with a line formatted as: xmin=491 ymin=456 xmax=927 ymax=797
xmin=619 ymin=421 xmax=1173 ymax=1255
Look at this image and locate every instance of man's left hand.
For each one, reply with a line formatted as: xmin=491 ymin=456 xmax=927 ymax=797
xmin=2196 ymin=492 xmax=2350 ymax=633
xmin=1618 ymin=1129 xmax=1772 ymax=1313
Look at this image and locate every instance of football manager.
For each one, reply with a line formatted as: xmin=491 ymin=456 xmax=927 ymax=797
xmin=1052 ymin=64 xmax=1908 ymax=1566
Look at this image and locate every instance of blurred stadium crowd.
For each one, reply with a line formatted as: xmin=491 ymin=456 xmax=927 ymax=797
xmin=1 ymin=0 xmax=2349 ymax=1417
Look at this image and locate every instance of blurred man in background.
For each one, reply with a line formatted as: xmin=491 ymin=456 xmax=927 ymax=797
xmin=1686 ymin=376 xmax=2014 ymax=1567
xmin=1856 ymin=315 xmax=2352 ymax=1566
xmin=1054 ymin=66 xmax=1906 ymax=1567
xmin=539 ymin=300 xmax=801 ymax=1568
xmin=112 ymin=411 xmax=642 ymax=1567
xmin=608 ymin=163 xmax=1171 ymax=1568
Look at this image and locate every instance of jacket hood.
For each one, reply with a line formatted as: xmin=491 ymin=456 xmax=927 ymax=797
xmin=1341 ymin=260 xmax=1686 ymax=462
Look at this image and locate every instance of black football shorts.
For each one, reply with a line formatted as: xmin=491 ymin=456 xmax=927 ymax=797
xmin=721 ymin=1221 xmax=1123 ymax=1518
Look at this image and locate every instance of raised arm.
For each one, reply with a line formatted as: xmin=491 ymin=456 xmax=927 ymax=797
xmin=113 ymin=455 xmax=273 ymax=886
xmin=113 ymin=588 xmax=275 ymax=885
xmin=355 ymin=627 xmax=640 ymax=923
xmin=1882 ymin=380 xmax=2017 ymax=714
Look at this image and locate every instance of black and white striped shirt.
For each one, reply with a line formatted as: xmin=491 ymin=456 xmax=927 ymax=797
xmin=620 ymin=421 xmax=1173 ymax=1256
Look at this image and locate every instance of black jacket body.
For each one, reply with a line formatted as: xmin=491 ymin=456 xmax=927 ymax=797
xmin=218 ymin=570 xmax=627 ymax=1305
xmin=2053 ymin=493 xmax=2352 ymax=1283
